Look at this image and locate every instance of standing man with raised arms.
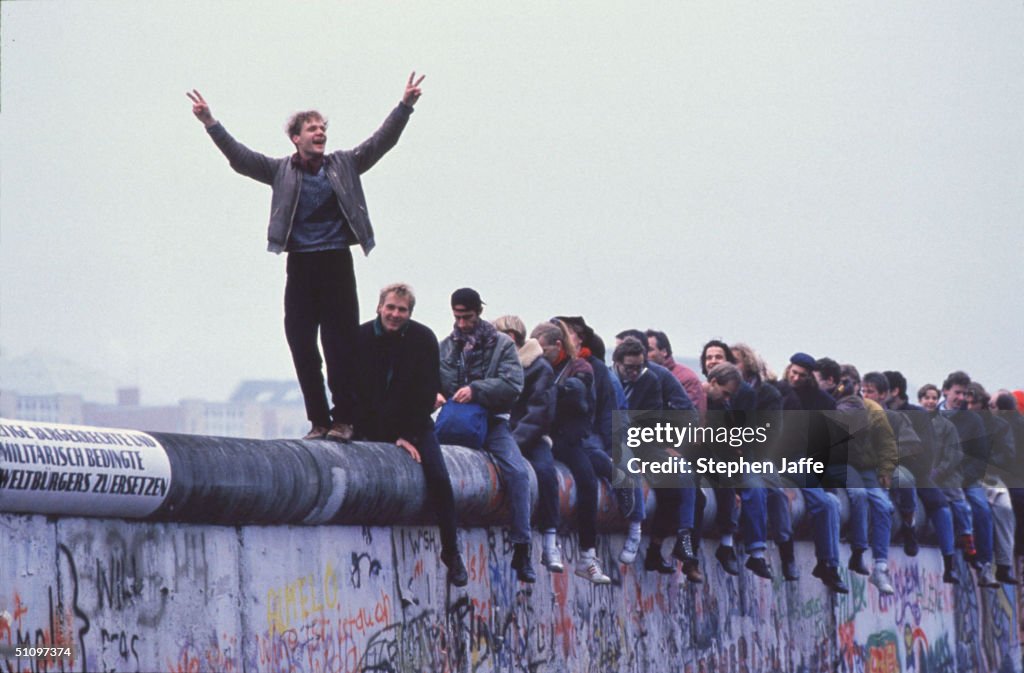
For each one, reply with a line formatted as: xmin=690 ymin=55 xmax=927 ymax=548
xmin=187 ymin=73 xmax=425 ymax=441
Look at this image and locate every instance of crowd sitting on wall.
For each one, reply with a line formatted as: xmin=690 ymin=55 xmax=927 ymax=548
xmin=186 ymin=86 xmax=1023 ymax=598
xmin=338 ymin=282 xmax=1024 ymax=596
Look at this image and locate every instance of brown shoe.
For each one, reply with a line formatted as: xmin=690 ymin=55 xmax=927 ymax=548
xmin=682 ymin=559 xmax=704 ymax=583
xmin=327 ymin=422 xmax=354 ymax=443
xmin=303 ymin=425 xmax=329 ymax=440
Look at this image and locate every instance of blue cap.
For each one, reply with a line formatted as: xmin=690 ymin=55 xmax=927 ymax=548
xmin=789 ymin=352 xmax=817 ymax=371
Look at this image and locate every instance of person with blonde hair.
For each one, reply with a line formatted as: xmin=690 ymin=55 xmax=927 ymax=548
xmin=187 ymin=74 xmax=425 ymax=442
xmin=494 ymin=314 xmax=564 ymax=575
xmin=352 ymin=283 xmax=467 ymax=586
xmin=530 ymin=319 xmax=613 ymax=584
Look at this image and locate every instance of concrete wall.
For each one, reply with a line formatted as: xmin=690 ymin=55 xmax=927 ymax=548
xmin=1 ymin=514 xmax=1021 ymax=673
xmin=2 ymin=419 xmax=1023 ymax=672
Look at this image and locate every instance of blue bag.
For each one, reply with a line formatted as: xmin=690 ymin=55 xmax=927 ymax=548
xmin=435 ymin=402 xmax=489 ymax=449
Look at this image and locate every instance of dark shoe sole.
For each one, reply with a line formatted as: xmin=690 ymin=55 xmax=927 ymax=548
xmin=715 ymin=547 xmax=740 ymax=576
xmin=745 ymin=559 xmax=773 ymax=580
xmin=644 ymin=558 xmax=676 ymax=575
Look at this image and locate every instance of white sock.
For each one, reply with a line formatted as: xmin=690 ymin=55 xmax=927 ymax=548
xmin=721 ymin=534 xmax=734 ymax=547
xmin=751 ymin=549 xmax=765 ymax=559
xmin=875 ymin=560 xmax=888 ymax=571
xmin=581 ymin=548 xmax=596 ymax=559
xmin=629 ymin=522 xmax=642 ymax=538
xmin=543 ymin=530 xmax=557 ymax=549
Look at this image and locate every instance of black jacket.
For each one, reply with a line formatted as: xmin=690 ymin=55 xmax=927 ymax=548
xmin=943 ymin=409 xmax=991 ymax=487
xmin=510 ymin=340 xmax=556 ymax=450
xmin=353 ymin=317 xmax=440 ymax=444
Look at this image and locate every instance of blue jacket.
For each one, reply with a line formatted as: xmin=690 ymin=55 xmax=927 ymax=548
xmin=587 ymin=354 xmax=619 ymax=454
xmin=649 ymin=362 xmax=695 ymax=411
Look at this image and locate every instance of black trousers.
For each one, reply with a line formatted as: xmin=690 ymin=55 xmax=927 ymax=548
xmin=416 ymin=430 xmax=460 ymax=554
xmin=284 ymin=249 xmax=358 ymax=427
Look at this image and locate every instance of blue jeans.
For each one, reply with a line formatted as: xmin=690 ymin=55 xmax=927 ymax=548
xmin=737 ymin=480 xmax=791 ymax=552
xmin=847 ymin=469 xmax=894 ymax=561
xmin=767 ymin=486 xmax=794 ymax=544
xmin=714 ymin=487 xmax=740 ymax=536
xmin=484 ymin=419 xmax=532 ymax=544
xmin=949 ymin=494 xmax=974 ymax=536
xmin=520 ymin=438 xmax=559 ymax=532
xmin=679 ymin=477 xmax=699 ymax=532
xmin=895 ymin=487 xmax=955 ymax=556
xmin=964 ymin=484 xmax=994 ymax=564
xmin=802 ymin=488 xmax=840 ymax=565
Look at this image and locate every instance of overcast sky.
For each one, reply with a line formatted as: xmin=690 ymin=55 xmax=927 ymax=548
xmin=2 ymin=1 xmax=1022 ymax=406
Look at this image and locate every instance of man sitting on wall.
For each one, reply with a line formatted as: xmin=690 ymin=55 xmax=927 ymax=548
xmin=352 ymin=283 xmax=468 ymax=587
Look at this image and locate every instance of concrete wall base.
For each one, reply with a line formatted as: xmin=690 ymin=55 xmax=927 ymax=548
xmin=1 ymin=513 xmax=1020 ymax=673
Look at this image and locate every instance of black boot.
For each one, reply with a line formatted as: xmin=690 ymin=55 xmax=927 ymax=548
xmin=715 ymin=545 xmax=740 ymax=576
xmin=812 ymin=562 xmax=849 ymax=594
xmin=996 ymin=564 xmax=1018 ymax=585
xmin=941 ymin=554 xmax=959 ymax=585
xmin=442 ymin=550 xmax=469 ymax=587
xmin=902 ymin=520 xmax=919 ymax=557
xmin=671 ymin=529 xmax=696 ymax=563
xmin=644 ymin=540 xmax=676 ymax=574
xmin=510 ymin=543 xmax=536 ymax=583
xmin=779 ymin=540 xmax=800 ymax=581
xmin=848 ymin=549 xmax=869 ymax=576
xmin=745 ymin=556 xmax=773 ymax=580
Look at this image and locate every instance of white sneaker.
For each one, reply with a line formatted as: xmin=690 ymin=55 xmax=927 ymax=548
xmin=977 ymin=562 xmax=999 ymax=588
xmin=870 ymin=565 xmax=895 ymax=595
xmin=542 ymin=544 xmax=564 ymax=573
xmin=619 ymin=529 xmax=642 ymax=564
xmin=575 ymin=551 xmax=611 ymax=584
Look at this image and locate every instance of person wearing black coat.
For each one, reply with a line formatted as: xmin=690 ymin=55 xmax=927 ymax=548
xmin=352 ymin=284 xmax=467 ymax=587
xmin=533 ymin=320 xmax=612 ymax=584
xmin=612 ymin=338 xmax=703 ymax=580
xmin=494 ymin=315 xmax=564 ymax=576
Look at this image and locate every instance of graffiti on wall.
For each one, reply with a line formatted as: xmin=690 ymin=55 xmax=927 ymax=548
xmin=2 ymin=516 xmax=1023 ymax=673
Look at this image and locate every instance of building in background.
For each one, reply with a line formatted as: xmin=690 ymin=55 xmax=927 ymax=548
xmin=0 ymin=345 xmax=311 ymax=438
